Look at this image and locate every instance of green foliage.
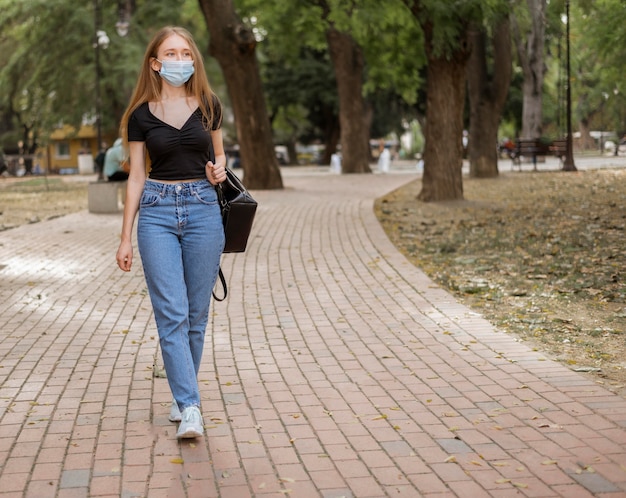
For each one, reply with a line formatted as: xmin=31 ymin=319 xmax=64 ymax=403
xmin=564 ymin=0 xmax=625 ymax=134
xmin=576 ymin=0 xmax=625 ymax=133
xmin=262 ymin=45 xmax=338 ymax=144
xmin=0 ymin=0 xmax=94 ymax=137
xmin=579 ymin=0 xmax=626 ymax=66
xmin=413 ymin=0 xmax=485 ymax=57
xmin=0 ymin=0 xmax=215 ymax=148
xmin=359 ymin=4 xmax=424 ymax=104
xmin=243 ymin=0 xmax=428 ymax=146
xmin=1 ymin=0 xmax=623 ymax=155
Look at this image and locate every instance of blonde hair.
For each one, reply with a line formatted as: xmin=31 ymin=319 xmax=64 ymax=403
xmin=119 ymin=26 xmax=221 ymax=145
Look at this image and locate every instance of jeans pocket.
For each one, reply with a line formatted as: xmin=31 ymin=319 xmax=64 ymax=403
xmin=140 ymin=191 xmax=161 ymax=207
xmin=193 ymin=186 xmax=218 ymax=206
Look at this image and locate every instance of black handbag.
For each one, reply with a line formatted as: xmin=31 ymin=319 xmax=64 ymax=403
xmin=213 ymin=168 xmax=257 ymax=301
xmin=218 ymin=168 xmax=257 ymax=253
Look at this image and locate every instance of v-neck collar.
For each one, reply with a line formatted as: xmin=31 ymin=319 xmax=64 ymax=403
xmin=147 ymin=102 xmax=199 ymax=131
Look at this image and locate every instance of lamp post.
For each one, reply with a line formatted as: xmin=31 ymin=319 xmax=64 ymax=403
xmin=94 ymin=0 xmax=129 ymax=180
xmin=562 ymin=0 xmax=577 ymax=171
xmin=94 ymin=0 xmax=109 ymax=180
xmin=116 ymin=0 xmax=130 ymax=38
xmin=601 ymin=92 xmax=609 ymax=155
xmin=614 ymin=87 xmax=621 ymax=156
xmin=17 ymin=140 xmax=24 ymax=176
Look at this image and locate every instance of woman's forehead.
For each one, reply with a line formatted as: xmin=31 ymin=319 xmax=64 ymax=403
xmin=158 ymin=34 xmax=191 ymax=52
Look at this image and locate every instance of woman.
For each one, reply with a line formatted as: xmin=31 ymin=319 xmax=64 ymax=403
xmin=116 ymin=26 xmax=226 ymax=439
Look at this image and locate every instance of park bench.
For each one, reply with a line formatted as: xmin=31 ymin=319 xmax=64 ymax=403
xmin=550 ymin=138 xmax=567 ymax=165
xmin=512 ymin=138 xmax=551 ymax=170
xmin=511 ymin=138 xmax=568 ymax=170
xmin=88 ymin=181 xmax=126 ymax=213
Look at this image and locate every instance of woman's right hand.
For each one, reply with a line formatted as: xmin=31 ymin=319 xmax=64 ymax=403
xmin=116 ymin=241 xmax=133 ymax=272
xmin=205 ymin=160 xmax=226 ymax=185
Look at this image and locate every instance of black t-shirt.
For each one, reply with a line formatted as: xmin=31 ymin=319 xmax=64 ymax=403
xmin=127 ymin=99 xmax=221 ymax=181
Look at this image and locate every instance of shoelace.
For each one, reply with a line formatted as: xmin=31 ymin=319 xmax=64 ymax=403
xmin=183 ymin=408 xmax=199 ymax=423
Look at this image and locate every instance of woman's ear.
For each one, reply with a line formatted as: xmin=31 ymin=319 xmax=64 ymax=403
xmin=150 ymin=58 xmax=161 ymax=72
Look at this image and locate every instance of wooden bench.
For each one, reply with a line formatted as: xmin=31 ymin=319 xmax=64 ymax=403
xmin=550 ymin=138 xmax=567 ymax=165
xmin=512 ymin=138 xmax=552 ymax=170
xmin=512 ymin=138 xmax=568 ymax=170
xmin=88 ymin=181 xmax=126 ymax=213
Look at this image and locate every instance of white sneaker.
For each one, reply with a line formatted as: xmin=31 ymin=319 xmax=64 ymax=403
xmin=169 ymin=399 xmax=182 ymax=423
xmin=176 ymin=406 xmax=204 ymax=439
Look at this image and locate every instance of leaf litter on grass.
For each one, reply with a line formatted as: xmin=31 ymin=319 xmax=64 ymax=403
xmin=375 ymin=168 xmax=626 ymax=395
xmin=0 ymin=177 xmax=88 ymax=230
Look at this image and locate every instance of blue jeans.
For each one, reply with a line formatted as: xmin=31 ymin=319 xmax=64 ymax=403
xmin=137 ymin=179 xmax=224 ymax=412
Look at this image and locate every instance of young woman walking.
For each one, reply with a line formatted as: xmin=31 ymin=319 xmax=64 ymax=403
xmin=116 ymin=26 xmax=226 ymax=439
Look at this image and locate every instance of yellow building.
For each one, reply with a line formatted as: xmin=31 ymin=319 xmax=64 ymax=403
xmin=40 ymin=125 xmax=115 ymax=174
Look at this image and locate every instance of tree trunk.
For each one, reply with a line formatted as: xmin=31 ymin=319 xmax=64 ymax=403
xmin=512 ymin=0 xmax=546 ymax=139
xmin=578 ymin=119 xmax=595 ymax=151
xmin=320 ymin=118 xmax=340 ymax=166
xmin=198 ymin=0 xmax=283 ymax=189
xmin=418 ymin=28 xmax=468 ymax=202
xmin=467 ymin=17 xmax=512 ymax=178
xmin=285 ymin=140 xmax=298 ymax=166
xmin=326 ymin=27 xmax=371 ymax=173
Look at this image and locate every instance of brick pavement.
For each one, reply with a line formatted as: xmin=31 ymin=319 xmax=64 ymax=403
xmin=0 ymin=168 xmax=625 ymax=497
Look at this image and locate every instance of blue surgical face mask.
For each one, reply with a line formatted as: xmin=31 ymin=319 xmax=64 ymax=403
xmin=156 ymin=59 xmax=195 ymax=87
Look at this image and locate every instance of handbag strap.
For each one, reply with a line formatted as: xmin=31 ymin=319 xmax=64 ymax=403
xmin=212 ymin=266 xmax=228 ymax=302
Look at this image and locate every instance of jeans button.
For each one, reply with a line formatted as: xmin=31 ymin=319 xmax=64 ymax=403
xmin=176 ymin=185 xmax=182 ymax=192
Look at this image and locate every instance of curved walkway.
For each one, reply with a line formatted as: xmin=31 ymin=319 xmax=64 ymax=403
xmin=0 ymin=168 xmax=625 ymax=498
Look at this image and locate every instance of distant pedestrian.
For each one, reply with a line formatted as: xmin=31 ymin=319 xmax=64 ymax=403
xmin=103 ymin=138 xmax=129 ymax=182
xmin=94 ymin=142 xmax=107 ymax=181
xmin=115 ymin=26 xmax=226 ymax=439
xmin=378 ymin=147 xmax=391 ymax=173
xmin=330 ymin=152 xmax=341 ymax=174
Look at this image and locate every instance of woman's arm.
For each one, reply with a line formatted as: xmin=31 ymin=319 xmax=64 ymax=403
xmin=116 ymin=141 xmax=147 ymax=271
xmin=206 ymin=128 xmax=226 ymax=185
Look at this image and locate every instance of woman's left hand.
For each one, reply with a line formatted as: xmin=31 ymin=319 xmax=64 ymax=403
xmin=206 ymin=161 xmax=226 ymax=185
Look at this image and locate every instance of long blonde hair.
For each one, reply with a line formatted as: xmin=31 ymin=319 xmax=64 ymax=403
xmin=119 ymin=26 xmax=221 ymax=144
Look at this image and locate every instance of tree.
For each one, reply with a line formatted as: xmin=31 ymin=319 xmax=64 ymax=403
xmin=467 ymin=10 xmax=512 ymax=178
xmin=324 ymin=25 xmax=371 ymax=172
xmin=569 ymin=0 xmax=626 ymax=147
xmin=244 ymin=0 xmax=426 ymax=172
xmin=0 ymin=0 xmax=197 ymax=152
xmin=317 ymin=0 xmax=425 ymax=173
xmin=403 ymin=0 xmax=479 ymax=201
xmin=262 ymin=46 xmax=339 ymax=165
xmin=282 ymin=0 xmax=372 ymax=173
xmin=511 ymin=0 xmax=547 ymax=139
xmin=0 ymin=0 xmax=96 ymax=151
xmin=198 ymin=0 xmax=283 ymax=189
